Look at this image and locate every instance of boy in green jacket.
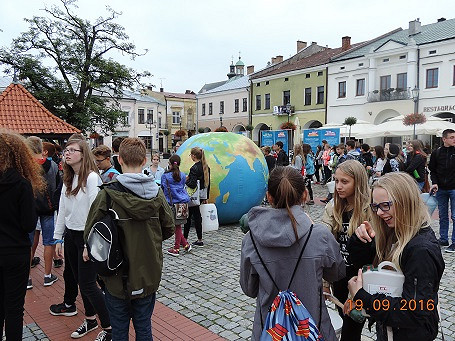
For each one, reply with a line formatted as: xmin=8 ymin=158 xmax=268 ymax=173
xmin=84 ymin=138 xmax=174 ymax=340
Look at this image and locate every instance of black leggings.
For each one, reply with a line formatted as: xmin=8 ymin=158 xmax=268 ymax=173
xmin=305 ymin=174 xmax=314 ymax=200
xmin=184 ymin=206 xmax=202 ymax=240
xmin=64 ymin=229 xmax=110 ymax=328
xmin=314 ymin=164 xmax=322 ymax=182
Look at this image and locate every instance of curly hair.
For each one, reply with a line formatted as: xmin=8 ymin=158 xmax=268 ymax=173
xmin=0 ymin=129 xmax=46 ymax=195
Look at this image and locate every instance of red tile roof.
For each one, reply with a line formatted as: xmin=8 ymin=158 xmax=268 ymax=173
xmin=0 ymin=82 xmax=80 ymax=135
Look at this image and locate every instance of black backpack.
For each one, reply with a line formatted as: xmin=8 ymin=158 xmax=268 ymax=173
xmin=87 ymin=182 xmax=130 ymax=277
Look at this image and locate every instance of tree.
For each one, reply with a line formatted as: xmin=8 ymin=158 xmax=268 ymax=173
xmin=0 ymin=0 xmax=150 ymax=133
xmin=343 ymin=116 xmax=357 ymax=139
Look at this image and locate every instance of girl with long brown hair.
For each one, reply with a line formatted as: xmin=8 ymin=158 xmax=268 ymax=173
xmin=0 ymin=130 xmax=45 ymax=340
xmin=348 ymin=172 xmax=444 ymax=341
xmin=405 ymin=139 xmax=427 ymax=191
xmin=51 ymin=133 xmax=112 ymax=340
xmin=240 ymin=166 xmax=345 ymax=340
xmin=322 ymin=160 xmax=370 ymax=341
xmin=183 ymin=147 xmax=210 ymax=247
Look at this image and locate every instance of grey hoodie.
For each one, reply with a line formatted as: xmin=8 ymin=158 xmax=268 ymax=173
xmin=117 ymin=173 xmax=159 ymax=199
xmin=240 ymin=205 xmax=345 ymax=341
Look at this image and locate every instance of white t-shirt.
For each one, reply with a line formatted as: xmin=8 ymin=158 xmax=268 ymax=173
xmin=54 ymin=172 xmax=101 ymax=239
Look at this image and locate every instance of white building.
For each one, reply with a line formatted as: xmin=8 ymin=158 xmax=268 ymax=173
xmin=327 ymin=17 xmax=455 ymax=146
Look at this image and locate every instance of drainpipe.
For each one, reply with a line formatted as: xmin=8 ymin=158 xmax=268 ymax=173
xmin=324 ymin=66 xmax=329 ymax=124
xmin=249 ymin=80 xmax=253 ymax=140
xmin=416 ymin=48 xmax=420 ymax=114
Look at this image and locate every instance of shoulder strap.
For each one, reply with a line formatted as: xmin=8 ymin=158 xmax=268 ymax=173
xmin=165 ymin=177 xmax=173 ymax=205
xmin=249 ymin=224 xmax=314 ymax=291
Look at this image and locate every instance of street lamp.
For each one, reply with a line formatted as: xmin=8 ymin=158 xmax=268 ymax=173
xmin=219 ymin=111 xmax=223 ymax=127
xmin=286 ymin=103 xmax=291 ymax=123
xmin=411 ymin=86 xmax=420 ymax=139
xmin=146 ymin=118 xmax=155 ymax=159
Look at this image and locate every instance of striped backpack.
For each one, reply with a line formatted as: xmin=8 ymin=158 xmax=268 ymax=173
xmin=250 ymin=224 xmax=324 ymax=341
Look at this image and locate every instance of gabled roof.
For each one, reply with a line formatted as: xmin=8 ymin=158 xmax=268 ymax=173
xmin=0 ymin=82 xmax=80 ymax=135
xmin=162 ymin=91 xmax=196 ymax=100
xmin=332 ymin=18 xmax=455 ymax=62
xmin=198 ymin=80 xmax=228 ymax=94
xmin=201 ymin=75 xmax=249 ymax=95
xmin=122 ymin=89 xmax=165 ymax=105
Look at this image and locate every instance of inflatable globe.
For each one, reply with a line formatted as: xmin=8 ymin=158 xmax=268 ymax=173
xmin=177 ymin=132 xmax=268 ymax=224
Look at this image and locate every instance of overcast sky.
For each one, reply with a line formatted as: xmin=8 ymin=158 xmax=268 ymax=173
xmin=1 ymin=0 xmax=455 ymax=93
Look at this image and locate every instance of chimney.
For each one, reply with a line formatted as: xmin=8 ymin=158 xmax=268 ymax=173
xmin=160 ymin=87 xmax=164 ymax=92
xmin=247 ymin=65 xmax=255 ymax=75
xmin=297 ymin=40 xmax=307 ymax=52
xmin=311 ymin=41 xmax=317 ymax=45
xmin=409 ymin=19 xmax=421 ymax=36
xmin=342 ymin=36 xmax=351 ymax=51
xmin=437 ymin=17 xmax=446 ymax=22
xmin=271 ymin=57 xmax=277 ymax=64
xmin=275 ymin=55 xmax=283 ymax=63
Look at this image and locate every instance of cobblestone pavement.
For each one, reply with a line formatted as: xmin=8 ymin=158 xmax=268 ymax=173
xmin=158 ymin=182 xmax=454 ymax=341
xmin=1 ymin=324 xmax=48 ymax=341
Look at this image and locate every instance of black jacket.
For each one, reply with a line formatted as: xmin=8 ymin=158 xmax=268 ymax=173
xmin=362 ymin=151 xmax=374 ymax=168
xmin=405 ymin=153 xmax=426 ymax=183
xmin=348 ymin=227 xmax=445 ymax=341
xmin=276 ymin=149 xmax=289 ymax=166
xmin=186 ymin=161 xmax=210 ymax=199
xmin=0 ymin=168 xmax=38 ymax=256
xmin=429 ymin=146 xmax=455 ymax=190
xmin=265 ymin=155 xmax=276 ymax=173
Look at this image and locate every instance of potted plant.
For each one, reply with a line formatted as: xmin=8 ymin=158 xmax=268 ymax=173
xmin=214 ymin=126 xmax=228 ymax=132
xmin=343 ymin=116 xmax=357 ymax=139
xmin=280 ymin=122 xmax=296 ymax=130
xmin=198 ymin=127 xmax=205 ymax=134
xmin=174 ymin=129 xmax=186 ymax=138
xmin=403 ymin=113 xmax=427 ymax=139
xmin=245 ymin=124 xmax=254 ymax=131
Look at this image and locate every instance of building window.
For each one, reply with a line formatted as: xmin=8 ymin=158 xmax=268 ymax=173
xmin=209 ymin=103 xmax=213 ymax=115
xmin=358 ymin=63 xmax=364 ymax=67
xmin=220 ymin=101 xmax=224 ymax=114
xmin=305 ymin=74 xmax=310 ymax=79
xmin=256 ymin=95 xmax=261 ymax=110
xmin=121 ymin=111 xmax=129 ymax=126
xmin=284 ymin=78 xmax=289 ymax=82
xmin=356 ymin=79 xmax=365 ymax=96
xmin=256 ymin=83 xmax=260 ymax=87
xmin=426 ymin=68 xmax=438 ymax=88
xmin=338 ymin=82 xmax=346 ymax=98
xmin=138 ymin=108 xmax=145 ymax=124
xmin=234 ymin=99 xmax=239 ymax=113
xmin=380 ymin=75 xmax=391 ymax=90
xmin=318 ymin=71 xmax=323 ymax=76
xmin=429 ymin=50 xmax=436 ymax=55
xmin=158 ymin=116 xmax=162 ymax=128
xmin=397 ymin=73 xmax=407 ymax=90
xmin=453 ymin=65 xmax=455 ymax=86
xmin=266 ymin=81 xmax=269 ymax=85
xmin=147 ymin=109 xmax=153 ymax=123
xmin=172 ymin=111 xmax=181 ymax=124
xmin=399 ymin=55 xmax=406 ymax=59
xmin=304 ymin=88 xmax=311 ymax=105
xmin=383 ymin=58 xmax=389 ymax=62
xmin=242 ymin=98 xmax=247 ymax=112
xmin=283 ymin=90 xmax=290 ymax=105
xmin=265 ymin=94 xmax=271 ymax=110
xmin=317 ymin=86 xmax=324 ymax=104
xmin=202 ymin=103 xmax=206 ymax=116
xmin=340 ymin=66 xmax=345 ymax=70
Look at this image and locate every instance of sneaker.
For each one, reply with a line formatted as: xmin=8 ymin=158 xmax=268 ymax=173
xmin=27 ymin=278 xmax=33 ymax=290
xmin=71 ymin=319 xmax=98 ymax=338
xmin=44 ymin=274 xmax=58 ymax=287
xmin=192 ymin=240 xmax=204 ymax=247
xmin=95 ymin=330 xmax=112 ymax=341
xmin=307 ymin=200 xmax=315 ymax=205
xmin=31 ymin=256 xmax=40 ymax=268
xmin=320 ymin=199 xmax=329 ymax=204
xmin=184 ymin=244 xmax=192 ymax=253
xmin=53 ymin=259 xmax=63 ymax=268
xmin=438 ymin=239 xmax=449 ymax=247
xmin=445 ymin=244 xmax=455 ymax=253
xmin=49 ymin=302 xmax=78 ymax=316
xmin=167 ymin=248 xmax=180 ymax=256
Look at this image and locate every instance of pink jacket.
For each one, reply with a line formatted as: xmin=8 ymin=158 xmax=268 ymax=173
xmin=322 ymin=150 xmax=331 ymax=166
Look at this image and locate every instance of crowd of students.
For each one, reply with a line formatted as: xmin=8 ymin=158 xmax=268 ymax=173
xmin=0 ymin=131 xmax=210 ymax=341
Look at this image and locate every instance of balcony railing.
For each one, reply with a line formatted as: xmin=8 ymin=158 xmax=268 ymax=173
xmin=367 ymin=88 xmax=411 ymax=102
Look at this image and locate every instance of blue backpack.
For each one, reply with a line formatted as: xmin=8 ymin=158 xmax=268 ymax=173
xmin=250 ymin=224 xmax=324 ymax=341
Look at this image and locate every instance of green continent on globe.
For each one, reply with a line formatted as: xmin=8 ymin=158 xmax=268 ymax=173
xmin=177 ymin=132 xmax=268 ymax=224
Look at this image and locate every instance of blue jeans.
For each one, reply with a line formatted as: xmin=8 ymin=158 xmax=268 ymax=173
xmin=436 ymin=189 xmax=455 ymax=243
xmin=105 ymin=290 xmax=156 ymax=341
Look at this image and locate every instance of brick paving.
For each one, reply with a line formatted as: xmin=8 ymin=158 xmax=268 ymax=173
xmin=8 ymin=181 xmax=455 ymax=340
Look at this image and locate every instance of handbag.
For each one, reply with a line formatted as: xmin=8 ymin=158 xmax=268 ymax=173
xmin=166 ymin=178 xmax=189 ymax=224
xmin=186 ymin=180 xmax=200 ymax=207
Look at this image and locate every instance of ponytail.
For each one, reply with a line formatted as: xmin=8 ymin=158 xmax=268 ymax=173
xmin=168 ymin=154 xmax=181 ymax=182
xmin=201 ymin=150 xmax=210 ymax=187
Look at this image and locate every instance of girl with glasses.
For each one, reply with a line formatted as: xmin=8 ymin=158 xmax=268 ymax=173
xmin=322 ymin=160 xmax=371 ymax=341
xmin=347 ymin=172 xmax=444 ymax=341
xmin=52 ymin=134 xmax=112 ymax=340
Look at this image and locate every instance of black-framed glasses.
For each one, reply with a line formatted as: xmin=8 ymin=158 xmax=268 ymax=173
xmin=95 ymin=157 xmax=108 ymax=163
xmin=370 ymin=201 xmax=393 ymax=212
xmin=63 ymin=148 xmax=82 ymax=155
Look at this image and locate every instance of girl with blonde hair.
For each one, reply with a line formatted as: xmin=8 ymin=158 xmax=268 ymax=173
xmin=322 ymin=160 xmax=370 ymax=341
xmin=348 ymin=172 xmax=444 ymax=341
xmin=0 ymin=130 xmax=45 ymax=340
xmin=291 ymin=144 xmax=305 ymax=173
xmin=52 ymin=133 xmax=112 ymax=340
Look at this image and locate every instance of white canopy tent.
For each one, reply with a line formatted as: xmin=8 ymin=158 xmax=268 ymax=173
xmin=319 ymin=120 xmax=378 ymax=139
xmin=359 ymin=115 xmax=455 ymax=139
